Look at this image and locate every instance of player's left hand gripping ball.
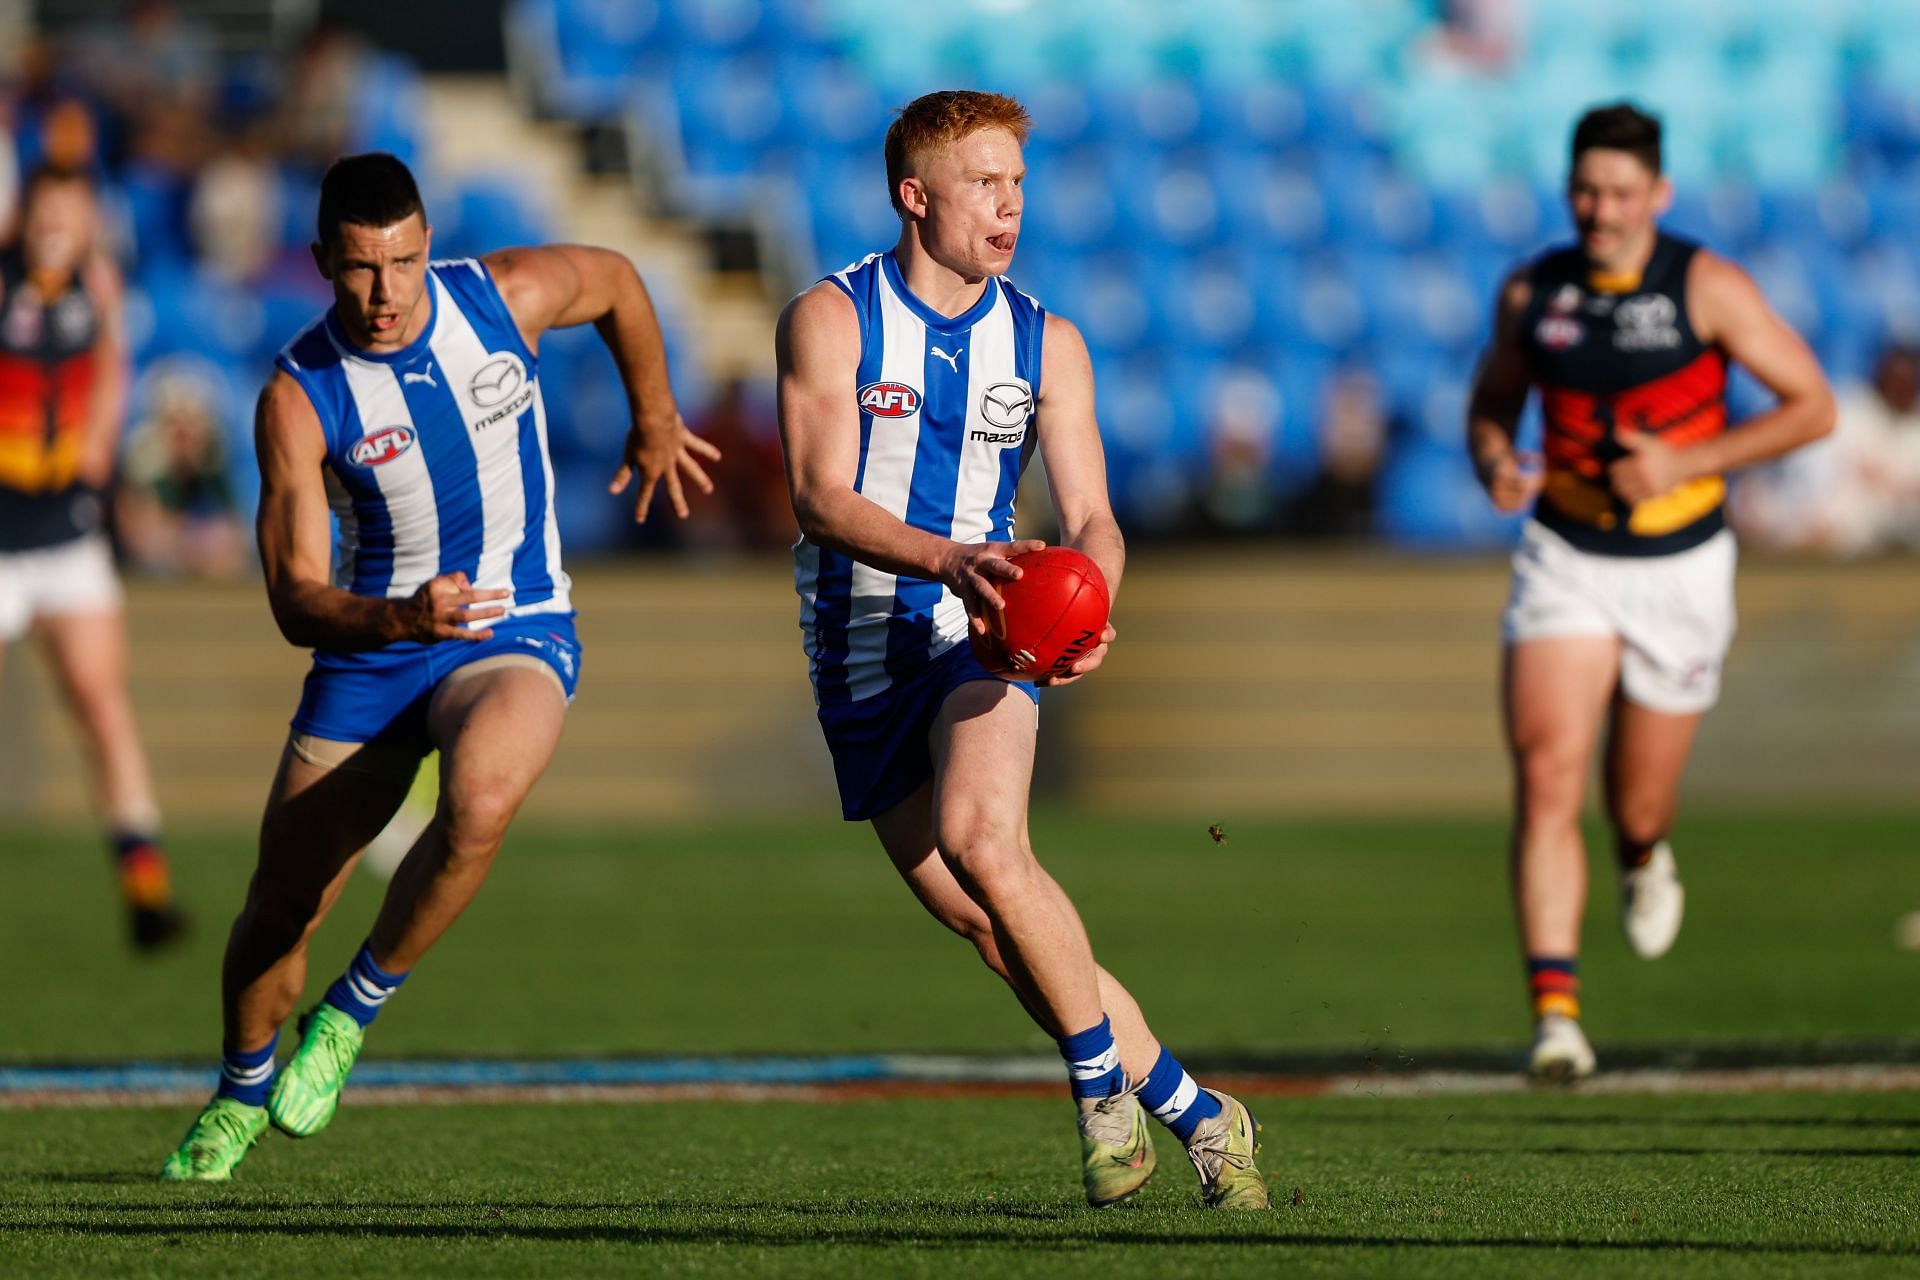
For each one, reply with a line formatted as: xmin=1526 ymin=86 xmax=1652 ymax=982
xmin=970 ymin=547 xmax=1113 ymax=685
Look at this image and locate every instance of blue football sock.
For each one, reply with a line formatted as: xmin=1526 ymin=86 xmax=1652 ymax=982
xmin=1057 ymin=1016 xmax=1126 ymax=1100
xmin=322 ymin=940 xmax=409 ymax=1028
xmin=215 ymin=1033 xmax=278 ymax=1107
xmin=1136 ymin=1045 xmax=1222 ymax=1143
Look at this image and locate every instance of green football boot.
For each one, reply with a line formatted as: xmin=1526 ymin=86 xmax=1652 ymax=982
xmin=269 ymin=1004 xmax=365 ymax=1138
xmin=1077 ymin=1085 xmax=1158 ymax=1206
xmin=1185 ymin=1090 xmax=1270 ymax=1210
xmin=160 ymin=1096 xmax=268 ymax=1182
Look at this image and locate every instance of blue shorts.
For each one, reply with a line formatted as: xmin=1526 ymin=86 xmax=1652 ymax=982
xmin=815 ymin=641 xmax=1039 ymax=822
xmin=291 ymin=613 xmax=582 ymax=746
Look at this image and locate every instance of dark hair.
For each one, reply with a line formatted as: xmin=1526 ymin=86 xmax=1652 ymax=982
xmin=316 ymin=152 xmax=426 ymax=249
xmin=1571 ymin=103 xmax=1662 ymax=174
xmin=22 ymin=163 xmax=94 ymax=201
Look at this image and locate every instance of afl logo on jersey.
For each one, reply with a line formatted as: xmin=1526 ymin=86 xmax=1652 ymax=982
xmin=1535 ymin=316 xmax=1584 ymax=351
xmin=858 ymin=381 xmax=921 ymax=417
xmin=349 ymin=426 xmax=417 ymax=467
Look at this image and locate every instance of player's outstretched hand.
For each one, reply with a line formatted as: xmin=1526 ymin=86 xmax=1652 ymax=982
xmin=402 ymin=571 xmax=509 ymax=642
xmin=609 ymin=412 xmax=722 ymax=522
xmin=1037 ymin=622 xmax=1118 ymax=687
xmin=941 ymin=538 xmax=1047 ymax=633
xmin=1608 ymin=428 xmax=1687 ymax=505
xmin=1477 ymin=448 xmax=1545 ymax=512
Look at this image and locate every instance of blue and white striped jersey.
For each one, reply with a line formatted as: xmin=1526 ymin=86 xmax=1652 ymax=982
xmin=795 ymin=250 xmax=1046 ymax=706
xmin=275 ymin=259 xmax=570 ymax=635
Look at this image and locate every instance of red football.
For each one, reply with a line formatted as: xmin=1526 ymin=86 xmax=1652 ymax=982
xmin=970 ymin=547 xmax=1111 ymax=682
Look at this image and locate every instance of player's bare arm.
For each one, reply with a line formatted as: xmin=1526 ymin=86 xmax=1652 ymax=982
xmin=777 ymin=281 xmax=1042 ymax=625
xmin=76 ymin=252 xmax=128 ymax=489
xmin=1467 ymin=269 xmax=1545 ymax=512
xmin=254 ymin=371 xmax=507 ymax=651
xmin=1032 ymin=312 xmax=1121 ymax=685
xmin=1607 ymin=251 xmax=1835 ymax=505
xmin=484 ymin=243 xmax=719 ymax=521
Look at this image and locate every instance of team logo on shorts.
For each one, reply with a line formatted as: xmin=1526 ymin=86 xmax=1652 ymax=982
xmin=971 ymin=380 xmax=1033 ymax=444
xmin=349 ymin=426 xmax=417 ymax=467
xmin=858 ymin=381 xmax=921 ymax=417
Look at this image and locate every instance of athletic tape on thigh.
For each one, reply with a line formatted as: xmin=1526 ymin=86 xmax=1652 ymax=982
xmin=435 ymin=653 xmax=567 ymax=697
xmin=287 ymin=733 xmax=428 ymax=783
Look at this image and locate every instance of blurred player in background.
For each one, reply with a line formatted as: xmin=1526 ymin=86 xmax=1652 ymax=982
xmin=1467 ymin=104 xmax=1834 ymax=1079
xmin=0 ymin=165 xmax=185 ymax=949
xmin=778 ymin=91 xmax=1268 ymax=1210
xmin=162 ymin=153 xmax=717 ymax=1180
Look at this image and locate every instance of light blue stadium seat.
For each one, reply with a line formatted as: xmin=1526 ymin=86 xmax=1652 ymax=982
xmin=1074 ymin=255 xmax=1155 ymax=356
xmin=662 ymin=0 xmax=766 ymax=53
xmin=773 ymin=53 xmax=887 ymax=152
xmin=1023 ymin=147 xmax=1121 ymax=254
xmin=352 ymin=53 xmax=429 ymax=166
xmin=1211 ymin=152 xmax=1326 ymax=251
xmin=1198 ymin=81 xmax=1307 ymax=153
xmin=1155 ymin=251 xmax=1260 ymax=355
xmin=513 ymin=0 xmax=662 ymax=120
xmin=671 ymin=53 xmax=786 ymax=177
xmin=438 ymin=180 xmax=553 ymax=259
xmin=1278 ymin=256 xmax=1370 ymax=356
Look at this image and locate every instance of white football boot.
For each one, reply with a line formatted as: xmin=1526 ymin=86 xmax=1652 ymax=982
xmin=1620 ymin=840 xmax=1685 ymax=959
xmin=1529 ymin=1013 xmax=1597 ymax=1082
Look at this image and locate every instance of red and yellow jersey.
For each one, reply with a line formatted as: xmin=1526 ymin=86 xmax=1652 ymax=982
xmin=1519 ymin=233 xmax=1728 ymax=556
xmin=0 ymin=249 xmax=102 ymax=549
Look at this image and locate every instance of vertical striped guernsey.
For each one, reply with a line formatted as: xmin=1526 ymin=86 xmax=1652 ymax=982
xmin=795 ymin=251 xmax=1045 ymax=706
xmin=274 ymin=259 xmax=571 ymax=633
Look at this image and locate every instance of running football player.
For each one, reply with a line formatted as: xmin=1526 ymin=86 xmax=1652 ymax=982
xmin=162 ymin=153 xmax=717 ymax=1179
xmin=0 ymin=165 xmax=186 ymax=949
xmin=778 ymin=91 xmax=1268 ymax=1208
xmin=1467 ymin=104 xmax=1834 ymax=1079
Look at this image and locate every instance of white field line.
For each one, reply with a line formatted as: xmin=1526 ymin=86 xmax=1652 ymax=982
xmin=6 ymin=1063 xmax=1920 ymax=1110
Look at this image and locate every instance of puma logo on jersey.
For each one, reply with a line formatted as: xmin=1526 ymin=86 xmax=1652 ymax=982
xmin=402 ymin=367 xmax=437 ymax=387
xmin=930 ymin=346 xmax=961 ymax=372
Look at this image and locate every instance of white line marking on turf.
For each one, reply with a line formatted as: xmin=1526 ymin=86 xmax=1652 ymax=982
xmin=7 ymin=1063 xmax=1920 ymax=1110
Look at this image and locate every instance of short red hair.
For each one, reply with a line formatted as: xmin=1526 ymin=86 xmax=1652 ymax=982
xmin=884 ymin=90 xmax=1032 ymax=217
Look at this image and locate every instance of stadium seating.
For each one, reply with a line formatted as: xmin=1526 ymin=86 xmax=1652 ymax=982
xmin=498 ymin=0 xmax=1918 ymax=548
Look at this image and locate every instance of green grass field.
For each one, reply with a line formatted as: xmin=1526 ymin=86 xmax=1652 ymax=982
xmin=6 ymin=809 xmax=1916 ymax=1059
xmin=4 ymin=810 xmax=1917 ymax=1275
xmin=4 ymin=1094 xmax=1917 ymax=1277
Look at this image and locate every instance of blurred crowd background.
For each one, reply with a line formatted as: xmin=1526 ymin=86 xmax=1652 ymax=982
xmin=5 ymin=0 xmax=1920 ymax=573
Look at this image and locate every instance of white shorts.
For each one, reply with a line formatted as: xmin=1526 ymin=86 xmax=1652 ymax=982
xmin=0 ymin=534 xmax=124 ymax=642
xmin=1501 ymin=519 xmax=1737 ymax=714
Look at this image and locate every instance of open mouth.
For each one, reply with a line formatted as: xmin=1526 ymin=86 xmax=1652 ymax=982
xmin=370 ymin=313 xmax=400 ymax=333
xmin=987 ymin=232 xmax=1017 ymax=254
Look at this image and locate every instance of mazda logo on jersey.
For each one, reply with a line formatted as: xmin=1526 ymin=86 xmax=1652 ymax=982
xmin=979 ymin=380 xmax=1033 ymax=430
xmin=858 ymin=381 xmax=920 ymax=417
xmin=469 ymin=354 xmax=527 ymax=408
xmin=349 ymin=426 xmax=417 ymax=467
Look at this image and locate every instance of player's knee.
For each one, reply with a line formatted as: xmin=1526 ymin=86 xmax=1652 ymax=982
xmin=1512 ymin=743 xmax=1587 ymax=817
xmin=1609 ymin=795 xmax=1670 ymax=847
xmin=939 ymin=834 xmax=1039 ymax=909
xmin=441 ymin=783 xmax=518 ymax=852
